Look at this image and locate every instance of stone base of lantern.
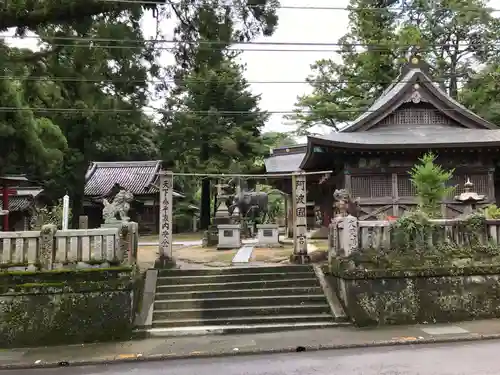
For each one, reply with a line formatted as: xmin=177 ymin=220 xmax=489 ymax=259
xmin=256 ymin=224 xmax=280 ymax=246
xmin=290 ymin=252 xmax=311 ymax=264
xmin=217 ymin=224 xmax=241 ymax=250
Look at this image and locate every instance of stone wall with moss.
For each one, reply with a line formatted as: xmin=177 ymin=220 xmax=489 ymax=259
xmin=0 ymin=267 xmax=135 ymax=348
xmin=328 ymin=263 xmax=500 ymax=326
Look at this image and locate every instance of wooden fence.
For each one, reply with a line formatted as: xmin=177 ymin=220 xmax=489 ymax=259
xmin=0 ymin=224 xmax=138 ymax=270
xmin=329 ymin=215 xmax=500 ymax=257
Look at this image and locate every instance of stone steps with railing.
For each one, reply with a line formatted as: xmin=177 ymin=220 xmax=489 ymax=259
xmin=149 ymin=265 xmax=349 ymax=332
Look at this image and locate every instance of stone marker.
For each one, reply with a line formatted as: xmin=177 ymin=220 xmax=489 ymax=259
xmin=256 ymin=223 xmax=280 ymax=246
xmin=217 ymin=224 xmax=241 ymax=250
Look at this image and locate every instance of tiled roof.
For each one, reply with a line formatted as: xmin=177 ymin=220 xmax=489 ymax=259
xmin=265 ymin=152 xmax=306 ymax=173
xmin=84 ymin=161 xmax=185 ymax=198
xmin=308 ymin=128 xmax=500 ymax=149
xmin=84 ymin=161 xmax=162 ymax=196
xmin=0 ymin=196 xmax=34 ymax=212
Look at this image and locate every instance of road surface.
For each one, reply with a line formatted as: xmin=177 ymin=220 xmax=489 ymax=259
xmin=3 ymin=340 xmax=499 ymax=375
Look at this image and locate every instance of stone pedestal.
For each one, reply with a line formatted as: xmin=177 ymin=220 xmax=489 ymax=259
xmin=217 ymin=224 xmax=241 ymax=250
xmin=256 ymin=224 xmax=280 ymax=246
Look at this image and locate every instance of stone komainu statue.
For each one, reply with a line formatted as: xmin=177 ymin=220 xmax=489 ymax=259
xmin=103 ymin=189 xmax=134 ymax=223
xmin=333 ymin=189 xmax=361 ymax=218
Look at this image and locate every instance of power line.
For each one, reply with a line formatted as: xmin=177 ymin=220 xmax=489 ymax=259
xmin=100 ymin=0 xmax=500 ymax=12
xmin=1 ymin=76 xmax=479 ymax=84
xmin=5 ymin=42 xmax=497 ymax=54
xmin=0 ymin=107 xmax=484 ymax=115
xmin=3 ymin=34 xmax=499 ymax=50
xmin=5 ymin=43 xmax=361 ymax=53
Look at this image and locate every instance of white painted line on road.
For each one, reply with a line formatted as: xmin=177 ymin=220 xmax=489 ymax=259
xmin=421 ymin=326 xmax=469 ymax=335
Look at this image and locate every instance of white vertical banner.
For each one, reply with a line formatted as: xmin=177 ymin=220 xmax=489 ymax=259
xmin=159 ymin=171 xmax=173 ymax=259
xmin=292 ymin=172 xmax=307 ymax=254
xmin=62 ymin=194 xmax=70 ymax=230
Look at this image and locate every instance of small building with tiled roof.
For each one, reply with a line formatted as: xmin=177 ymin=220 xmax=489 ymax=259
xmin=265 ymin=54 xmax=500 ymax=223
xmin=83 ymin=160 xmax=185 ymax=233
xmin=0 ymin=185 xmax=45 ymax=231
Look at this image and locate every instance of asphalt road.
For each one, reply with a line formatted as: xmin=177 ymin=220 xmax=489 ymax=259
xmin=3 ymin=340 xmax=500 ymax=375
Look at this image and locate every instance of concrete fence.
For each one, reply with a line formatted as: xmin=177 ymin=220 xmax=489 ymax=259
xmin=0 ymin=222 xmax=138 ymax=271
xmin=329 ymin=215 xmax=500 ymax=258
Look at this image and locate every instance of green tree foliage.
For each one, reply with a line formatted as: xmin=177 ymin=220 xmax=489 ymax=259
xmin=459 ymin=62 xmax=500 ymax=125
xmin=0 ymin=0 xmax=161 ymax=31
xmin=0 ymin=44 xmax=67 ymax=176
xmin=261 ymin=131 xmax=297 ymax=148
xmin=289 ymin=0 xmax=400 ymax=135
xmin=409 ymin=152 xmax=455 ymax=217
xmin=290 ymin=0 xmax=500 ymax=135
xmin=18 ymin=7 xmax=159 ymax=224
xmin=161 ymin=61 xmax=267 ymax=174
xmin=158 ymin=0 xmax=279 ymax=229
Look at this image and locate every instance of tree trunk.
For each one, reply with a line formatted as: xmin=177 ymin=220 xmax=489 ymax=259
xmin=200 ymin=178 xmax=211 ymax=229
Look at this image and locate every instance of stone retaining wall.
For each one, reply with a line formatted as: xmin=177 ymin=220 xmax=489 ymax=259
xmin=0 ymin=267 xmax=135 ymax=347
xmin=328 ymin=264 xmax=500 ymax=326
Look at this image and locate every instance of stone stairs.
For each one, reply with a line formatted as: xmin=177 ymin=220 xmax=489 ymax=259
xmin=151 ymin=265 xmax=348 ymax=332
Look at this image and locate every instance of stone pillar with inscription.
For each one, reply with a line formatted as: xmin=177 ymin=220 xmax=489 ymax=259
xmin=290 ymin=172 xmax=310 ymax=264
xmin=155 ymin=170 xmax=176 ymax=268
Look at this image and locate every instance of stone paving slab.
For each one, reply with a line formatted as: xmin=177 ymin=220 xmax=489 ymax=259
xmin=231 ymin=245 xmax=254 ymax=263
xmin=3 ymin=319 xmax=500 ymax=369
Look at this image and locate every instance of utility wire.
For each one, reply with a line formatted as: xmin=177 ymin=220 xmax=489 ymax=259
xmin=0 ymin=107 xmax=484 ymax=115
xmin=100 ymin=0 xmax=500 ymax=12
xmin=0 ymin=76 xmax=480 ymax=84
xmin=4 ymin=43 xmax=496 ymax=53
xmin=3 ymin=34 xmax=498 ymax=50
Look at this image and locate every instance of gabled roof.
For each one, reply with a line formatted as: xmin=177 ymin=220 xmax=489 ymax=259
xmin=84 ymin=160 xmax=183 ymax=197
xmin=341 ymin=56 xmax=497 ymax=132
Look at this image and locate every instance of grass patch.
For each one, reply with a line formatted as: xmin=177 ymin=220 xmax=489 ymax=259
xmin=310 ymin=240 xmax=329 ymax=252
xmin=251 ymin=246 xmax=293 ymax=263
xmin=175 ymin=245 xmax=237 ymax=265
xmin=139 ymin=232 xmax=204 ymax=243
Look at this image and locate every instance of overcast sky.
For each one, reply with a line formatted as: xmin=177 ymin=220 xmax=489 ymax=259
xmin=6 ymin=0 xmax=500 ymax=136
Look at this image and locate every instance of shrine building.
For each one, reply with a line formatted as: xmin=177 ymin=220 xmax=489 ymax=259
xmin=265 ymin=55 xmax=500 ymax=227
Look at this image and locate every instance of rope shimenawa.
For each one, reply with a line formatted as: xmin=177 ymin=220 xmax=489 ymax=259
xmin=149 ymin=170 xmax=334 ymax=178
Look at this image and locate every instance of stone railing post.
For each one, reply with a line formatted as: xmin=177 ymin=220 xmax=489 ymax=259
xmin=39 ymin=224 xmax=57 ymax=271
xmin=341 ymin=215 xmax=358 ymax=257
xmin=119 ymin=222 xmax=138 ymax=265
xmin=328 ymin=220 xmax=337 ymax=264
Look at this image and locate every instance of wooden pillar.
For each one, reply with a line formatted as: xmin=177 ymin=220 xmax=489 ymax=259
xmin=391 ymin=173 xmax=399 ymax=217
xmin=290 ymin=172 xmax=310 ymax=264
xmin=488 ymin=168 xmax=495 ymax=202
xmin=286 ymin=194 xmax=293 ymax=238
xmin=155 ymin=170 xmax=175 ymax=268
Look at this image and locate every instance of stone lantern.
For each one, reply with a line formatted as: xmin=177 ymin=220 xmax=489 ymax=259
xmin=454 ymin=178 xmax=485 ymax=215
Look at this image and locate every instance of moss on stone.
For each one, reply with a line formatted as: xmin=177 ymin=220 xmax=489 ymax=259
xmin=0 ymin=267 xmax=135 ymax=348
